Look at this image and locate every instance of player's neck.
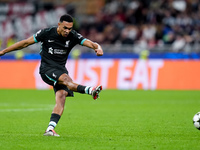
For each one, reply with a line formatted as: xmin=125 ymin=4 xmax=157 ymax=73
xmin=57 ymin=27 xmax=61 ymax=36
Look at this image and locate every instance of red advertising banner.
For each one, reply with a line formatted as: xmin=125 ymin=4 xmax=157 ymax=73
xmin=0 ymin=59 xmax=199 ymax=90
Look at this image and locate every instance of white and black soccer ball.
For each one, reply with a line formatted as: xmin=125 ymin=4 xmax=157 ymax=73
xmin=193 ymin=112 xmax=200 ymax=130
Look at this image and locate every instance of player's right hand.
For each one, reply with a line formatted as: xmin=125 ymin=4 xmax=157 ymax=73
xmin=95 ymin=48 xmax=103 ymax=56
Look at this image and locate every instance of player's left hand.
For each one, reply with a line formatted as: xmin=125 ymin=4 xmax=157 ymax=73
xmin=0 ymin=50 xmax=5 ymax=57
xmin=95 ymin=48 xmax=103 ymax=56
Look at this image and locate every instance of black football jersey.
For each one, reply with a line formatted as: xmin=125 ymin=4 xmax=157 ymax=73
xmin=33 ymin=27 xmax=86 ymax=71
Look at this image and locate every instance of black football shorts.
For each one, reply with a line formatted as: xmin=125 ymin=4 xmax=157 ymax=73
xmin=40 ymin=67 xmax=74 ymax=97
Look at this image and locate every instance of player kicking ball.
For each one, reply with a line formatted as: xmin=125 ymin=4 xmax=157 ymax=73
xmin=0 ymin=14 xmax=103 ymax=137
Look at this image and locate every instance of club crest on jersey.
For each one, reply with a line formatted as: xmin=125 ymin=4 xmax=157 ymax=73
xmin=48 ymin=47 xmax=53 ymax=54
xmin=65 ymin=41 xmax=70 ymax=47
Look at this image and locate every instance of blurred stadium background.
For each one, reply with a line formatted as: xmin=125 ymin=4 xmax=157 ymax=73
xmin=0 ymin=0 xmax=200 ymax=90
xmin=1 ymin=2 xmax=200 ymax=149
xmin=1 ymin=0 xmax=200 ymax=56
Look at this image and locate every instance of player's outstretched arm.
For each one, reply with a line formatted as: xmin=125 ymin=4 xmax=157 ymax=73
xmin=0 ymin=36 xmax=35 ymax=56
xmin=82 ymin=39 xmax=103 ymax=56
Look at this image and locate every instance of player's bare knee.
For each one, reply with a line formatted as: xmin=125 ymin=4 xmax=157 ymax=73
xmin=59 ymin=90 xmax=68 ymax=98
xmin=56 ymin=90 xmax=68 ymax=100
xmin=63 ymin=90 xmax=68 ymax=97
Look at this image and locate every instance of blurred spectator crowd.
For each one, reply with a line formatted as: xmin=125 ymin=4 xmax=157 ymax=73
xmin=1 ymin=0 xmax=200 ymax=53
xmin=79 ymin=0 xmax=200 ymax=53
xmin=0 ymin=2 xmax=67 ymax=52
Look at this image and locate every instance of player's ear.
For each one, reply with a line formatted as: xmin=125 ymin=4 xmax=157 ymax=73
xmin=57 ymin=22 xmax=61 ymax=30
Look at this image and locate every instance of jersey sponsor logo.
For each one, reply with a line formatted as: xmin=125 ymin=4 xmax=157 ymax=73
xmin=48 ymin=47 xmax=67 ymax=55
xmin=54 ymin=49 xmax=67 ymax=54
xmin=65 ymin=40 xmax=70 ymax=47
xmin=48 ymin=40 xmax=54 ymax=42
xmin=48 ymin=47 xmax=53 ymax=54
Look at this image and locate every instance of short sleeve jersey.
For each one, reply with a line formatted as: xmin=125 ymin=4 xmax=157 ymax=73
xmin=33 ymin=27 xmax=86 ymax=72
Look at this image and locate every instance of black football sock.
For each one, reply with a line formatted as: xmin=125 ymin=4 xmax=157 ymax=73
xmin=77 ymin=85 xmax=87 ymax=93
xmin=46 ymin=113 xmax=61 ymax=131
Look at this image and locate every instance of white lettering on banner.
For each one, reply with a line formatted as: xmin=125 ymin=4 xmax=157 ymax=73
xmin=84 ymin=60 xmax=99 ymax=86
xmin=34 ymin=62 xmax=50 ymax=89
xmin=117 ymin=59 xmax=164 ymax=90
xmin=117 ymin=59 xmax=134 ymax=89
xmin=67 ymin=59 xmax=85 ymax=84
xmin=99 ymin=59 xmax=114 ymax=89
xmin=148 ymin=60 xmax=164 ymax=90
xmin=33 ymin=59 xmax=163 ymax=90
xmin=67 ymin=59 xmax=76 ymax=78
xmin=67 ymin=59 xmax=114 ymax=87
xmin=74 ymin=59 xmax=85 ymax=83
xmin=132 ymin=60 xmax=149 ymax=90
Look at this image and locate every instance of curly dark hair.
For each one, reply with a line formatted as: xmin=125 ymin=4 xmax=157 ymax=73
xmin=59 ymin=14 xmax=73 ymax=23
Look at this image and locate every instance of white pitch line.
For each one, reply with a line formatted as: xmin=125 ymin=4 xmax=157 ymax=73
xmin=0 ymin=108 xmax=52 ymax=112
xmin=0 ymin=103 xmax=54 ymax=107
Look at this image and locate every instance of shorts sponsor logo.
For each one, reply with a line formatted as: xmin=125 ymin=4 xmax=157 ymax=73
xmin=48 ymin=40 xmax=54 ymax=42
xmin=52 ymin=73 xmax=57 ymax=78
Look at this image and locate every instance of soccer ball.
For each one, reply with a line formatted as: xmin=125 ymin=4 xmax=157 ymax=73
xmin=193 ymin=112 xmax=200 ymax=130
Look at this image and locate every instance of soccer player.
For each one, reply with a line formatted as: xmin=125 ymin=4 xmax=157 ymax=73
xmin=0 ymin=14 xmax=103 ymax=137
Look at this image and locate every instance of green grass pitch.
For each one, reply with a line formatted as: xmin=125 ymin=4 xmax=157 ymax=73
xmin=0 ymin=89 xmax=200 ymax=150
